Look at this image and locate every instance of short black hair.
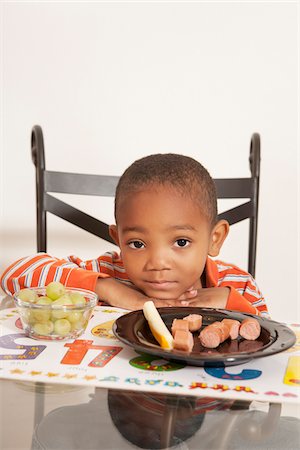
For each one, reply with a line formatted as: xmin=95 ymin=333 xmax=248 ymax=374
xmin=115 ymin=153 xmax=218 ymax=225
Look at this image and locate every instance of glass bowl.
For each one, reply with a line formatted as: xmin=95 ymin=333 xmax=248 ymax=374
xmin=14 ymin=287 xmax=98 ymax=341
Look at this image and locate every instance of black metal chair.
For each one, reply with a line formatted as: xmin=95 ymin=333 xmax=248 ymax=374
xmin=31 ymin=125 xmax=260 ymax=276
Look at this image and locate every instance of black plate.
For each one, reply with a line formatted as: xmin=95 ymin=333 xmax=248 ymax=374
xmin=113 ymin=307 xmax=296 ymax=367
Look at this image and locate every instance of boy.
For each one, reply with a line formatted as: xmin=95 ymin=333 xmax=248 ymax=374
xmin=0 ymin=153 xmax=268 ymax=316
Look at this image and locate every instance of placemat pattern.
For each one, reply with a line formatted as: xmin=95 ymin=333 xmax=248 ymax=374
xmin=0 ymin=306 xmax=299 ymax=403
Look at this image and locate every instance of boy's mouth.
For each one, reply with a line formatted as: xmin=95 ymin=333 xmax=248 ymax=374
xmin=144 ymin=280 xmax=177 ymax=290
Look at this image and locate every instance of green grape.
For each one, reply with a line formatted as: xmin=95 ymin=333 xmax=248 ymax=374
xmin=70 ymin=317 xmax=87 ymax=332
xmin=17 ymin=288 xmax=38 ymax=303
xmin=54 ymin=319 xmax=72 ymax=336
xmin=27 ymin=310 xmax=36 ymax=325
xmin=33 ymin=311 xmax=51 ymax=323
xmin=52 ymin=294 xmax=73 ymax=305
xmin=46 ymin=281 xmax=66 ymax=300
xmin=51 ymin=294 xmax=73 ymax=319
xmin=33 ymin=297 xmax=52 ymax=322
xmin=67 ymin=311 xmax=83 ymax=323
xmin=37 ymin=296 xmax=52 ymax=305
xmin=33 ymin=321 xmax=54 ymax=336
xmin=69 ymin=292 xmax=86 ymax=306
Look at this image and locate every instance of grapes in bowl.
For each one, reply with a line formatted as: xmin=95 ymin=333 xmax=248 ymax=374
xmin=14 ymin=282 xmax=98 ymax=340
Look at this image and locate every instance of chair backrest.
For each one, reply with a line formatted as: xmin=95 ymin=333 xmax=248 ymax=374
xmin=31 ymin=126 xmax=260 ymax=276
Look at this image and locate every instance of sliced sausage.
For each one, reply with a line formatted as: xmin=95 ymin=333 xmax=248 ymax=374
xmin=221 ymin=318 xmax=240 ymax=340
xmin=199 ymin=320 xmax=231 ymax=349
xmin=239 ymin=318 xmax=261 ymax=340
xmin=171 ymin=319 xmax=189 ymax=336
xmin=199 ymin=325 xmax=222 ymax=348
xmin=210 ymin=321 xmax=230 ymax=342
xmin=173 ymin=330 xmax=194 ymax=352
xmin=183 ymin=314 xmax=203 ymax=332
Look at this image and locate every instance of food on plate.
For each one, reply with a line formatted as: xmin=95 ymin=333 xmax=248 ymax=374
xmin=171 ymin=318 xmax=189 ymax=336
xmin=183 ymin=313 xmax=203 ymax=331
xmin=199 ymin=316 xmax=262 ymax=349
xmin=173 ymin=330 xmax=194 ymax=352
xmin=142 ymin=303 xmax=262 ymax=354
xmin=14 ymin=283 xmax=97 ymax=340
xmin=199 ymin=321 xmax=229 ymax=349
xmin=199 ymin=316 xmax=261 ymax=349
xmin=199 ymin=324 xmax=222 ymax=348
xmin=210 ymin=321 xmax=230 ymax=341
xmin=143 ymin=301 xmax=174 ymax=349
xmin=239 ymin=318 xmax=261 ymax=340
xmin=221 ymin=318 xmax=240 ymax=340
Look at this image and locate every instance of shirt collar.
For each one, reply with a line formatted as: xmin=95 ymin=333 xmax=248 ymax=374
xmin=204 ymin=257 xmax=219 ymax=287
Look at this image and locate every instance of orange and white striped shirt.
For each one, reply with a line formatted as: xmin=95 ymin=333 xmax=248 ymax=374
xmin=0 ymin=252 xmax=269 ymax=317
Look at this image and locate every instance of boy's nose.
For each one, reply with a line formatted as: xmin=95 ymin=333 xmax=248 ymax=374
xmin=144 ymin=250 xmax=171 ymax=271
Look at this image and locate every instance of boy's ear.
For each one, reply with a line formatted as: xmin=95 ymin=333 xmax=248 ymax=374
xmin=208 ymin=220 xmax=230 ymax=257
xmin=109 ymin=225 xmax=120 ymax=246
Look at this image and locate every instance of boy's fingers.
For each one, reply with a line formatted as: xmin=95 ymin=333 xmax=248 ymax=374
xmin=178 ymin=289 xmax=197 ymax=300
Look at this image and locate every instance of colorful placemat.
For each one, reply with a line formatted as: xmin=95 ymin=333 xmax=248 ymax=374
xmin=0 ymin=306 xmax=299 ymax=403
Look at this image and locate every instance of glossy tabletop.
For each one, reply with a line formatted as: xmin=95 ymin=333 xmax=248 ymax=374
xmin=0 ymin=379 xmax=300 ymax=450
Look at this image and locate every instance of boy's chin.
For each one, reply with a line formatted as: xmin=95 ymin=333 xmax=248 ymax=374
xmin=142 ymin=289 xmax=184 ymax=302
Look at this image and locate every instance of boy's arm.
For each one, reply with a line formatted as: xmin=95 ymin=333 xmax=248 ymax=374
xmin=0 ymin=253 xmax=107 ymax=297
xmin=225 ymin=285 xmax=267 ymax=316
xmin=95 ymin=278 xmax=172 ymax=310
xmin=0 ymin=253 xmax=169 ymax=310
xmin=179 ymin=286 xmax=263 ymax=315
xmin=179 ymin=273 xmax=269 ymax=317
xmin=223 ymin=272 xmax=269 ymax=317
xmin=1 ymin=254 xmax=268 ymax=315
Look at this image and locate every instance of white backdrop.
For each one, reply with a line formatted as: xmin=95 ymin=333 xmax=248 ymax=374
xmin=0 ymin=1 xmax=298 ymax=322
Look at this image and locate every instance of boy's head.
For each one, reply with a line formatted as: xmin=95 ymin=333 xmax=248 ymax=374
xmin=110 ymin=153 xmax=229 ymax=300
xmin=114 ymin=153 xmax=217 ymax=226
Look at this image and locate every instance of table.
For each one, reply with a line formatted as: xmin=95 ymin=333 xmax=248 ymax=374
xmin=0 ymin=300 xmax=299 ymax=449
xmin=1 ymin=379 xmax=299 ymax=449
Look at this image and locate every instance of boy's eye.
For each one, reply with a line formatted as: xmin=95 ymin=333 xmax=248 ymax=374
xmin=128 ymin=241 xmax=145 ymax=249
xmin=175 ymin=239 xmax=190 ymax=248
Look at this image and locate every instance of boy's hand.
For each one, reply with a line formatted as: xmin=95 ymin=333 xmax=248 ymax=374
xmin=96 ymin=278 xmax=229 ymax=310
xmin=177 ymin=287 xmax=229 ymax=309
xmin=178 ymin=286 xmax=198 ymax=300
xmin=96 ymin=278 xmax=171 ymax=310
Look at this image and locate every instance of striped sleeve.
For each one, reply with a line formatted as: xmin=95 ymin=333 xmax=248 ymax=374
xmin=0 ymin=252 xmax=128 ymax=298
xmin=215 ymin=261 xmax=269 ymax=318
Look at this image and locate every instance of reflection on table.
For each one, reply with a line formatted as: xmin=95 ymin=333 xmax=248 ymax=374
xmin=7 ymin=383 xmax=296 ymax=450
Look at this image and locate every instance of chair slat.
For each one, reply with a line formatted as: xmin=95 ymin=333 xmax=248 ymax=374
xmin=44 ymin=194 xmax=114 ymax=243
xmin=214 ymin=178 xmax=253 ymax=198
xmin=217 ymin=201 xmax=254 ymax=225
xmin=45 ymin=171 xmax=119 ymax=196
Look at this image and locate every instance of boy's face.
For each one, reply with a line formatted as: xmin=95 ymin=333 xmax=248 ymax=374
xmin=110 ymin=185 xmax=227 ymax=300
